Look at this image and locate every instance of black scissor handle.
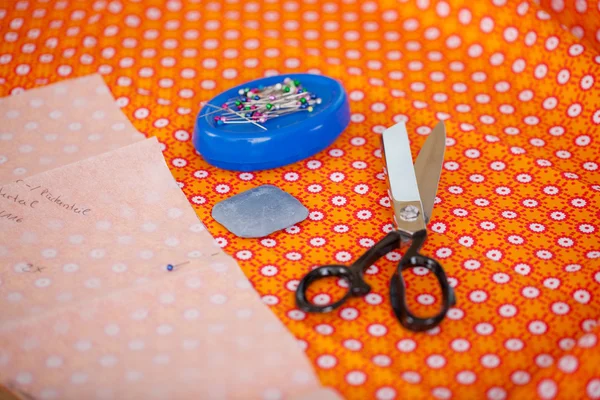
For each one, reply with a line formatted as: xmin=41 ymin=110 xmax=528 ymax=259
xmin=390 ymin=230 xmax=456 ymax=332
xmin=296 ymin=231 xmax=402 ymax=313
xmin=295 ymin=264 xmax=369 ymax=313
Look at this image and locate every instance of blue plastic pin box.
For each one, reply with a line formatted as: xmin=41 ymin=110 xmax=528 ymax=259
xmin=193 ymin=73 xmax=350 ymax=172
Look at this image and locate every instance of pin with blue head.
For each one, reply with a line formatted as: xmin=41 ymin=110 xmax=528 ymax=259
xmin=165 ymin=261 xmax=190 ymax=272
xmin=193 ymin=73 xmax=350 ymax=172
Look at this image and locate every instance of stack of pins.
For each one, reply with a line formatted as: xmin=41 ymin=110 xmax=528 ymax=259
xmin=204 ymin=77 xmax=322 ymax=130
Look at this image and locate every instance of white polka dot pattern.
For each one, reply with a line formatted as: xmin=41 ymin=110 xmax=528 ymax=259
xmin=0 ymin=74 xmax=143 ymax=184
xmin=1 ymin=0 xmax=600 ymax=398
xmin=0 ymin=139 xmax=324 ymax=399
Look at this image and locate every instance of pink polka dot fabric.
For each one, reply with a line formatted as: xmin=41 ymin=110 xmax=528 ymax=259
xmin=0 ymin=75 xmax=144 ymax=184
xmin=0 ymin=90 xmax=333 ymax=399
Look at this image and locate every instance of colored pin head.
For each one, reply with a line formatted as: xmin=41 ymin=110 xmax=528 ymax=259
xmin=166 ymin=261 xmax=190 ymax=271
xmin=200 ymin=77 xmax=323 ymax=131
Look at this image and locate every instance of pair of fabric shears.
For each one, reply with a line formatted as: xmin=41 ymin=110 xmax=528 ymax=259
xmin=295 ymin=121 xmax=455 ymax=332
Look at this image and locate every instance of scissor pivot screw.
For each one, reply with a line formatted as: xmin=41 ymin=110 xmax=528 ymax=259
xmin=398 ymin=205 xmax=420 ymax=221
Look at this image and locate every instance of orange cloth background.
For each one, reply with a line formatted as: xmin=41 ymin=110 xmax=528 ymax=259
xmin=1 ymin=0 xmax=600 ymax=399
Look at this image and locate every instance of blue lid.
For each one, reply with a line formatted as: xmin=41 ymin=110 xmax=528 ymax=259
xmin=193 ymin=73 xmax=350 ymax=172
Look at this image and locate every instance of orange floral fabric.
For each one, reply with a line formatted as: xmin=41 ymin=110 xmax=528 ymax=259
xmin=539 ymin=0 xmax=600 ymax=51
xmin=1 ymin=0 xmax=600 ymax=399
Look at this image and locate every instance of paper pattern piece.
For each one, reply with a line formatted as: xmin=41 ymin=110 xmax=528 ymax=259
xmin=0 ymin=138 xmax=327 ymax=399
xmin=0 ymin=74 xmax=144 ymax=184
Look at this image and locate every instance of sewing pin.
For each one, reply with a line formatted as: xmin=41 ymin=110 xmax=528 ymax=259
xmin=166 ymin=261 xmax=190 ymax=271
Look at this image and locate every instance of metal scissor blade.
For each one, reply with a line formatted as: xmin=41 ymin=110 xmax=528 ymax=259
xmin=413 ymin=121 xmax=446 ymax=223
xmin=381 ymin=121 xmax=426 ymax=235
xmin=382 ymin=121 xmax=421 ymax=203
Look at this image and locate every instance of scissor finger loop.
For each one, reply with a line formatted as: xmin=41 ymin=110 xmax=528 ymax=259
xmin=391 ymin=230 xmax=455 ymax=332
xmin=295 ymin=265 xmax=357 ymax=313
xmin=295 ymin=231 xmax=403 ymax=313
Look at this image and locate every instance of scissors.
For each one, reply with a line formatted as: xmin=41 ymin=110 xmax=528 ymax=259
xmin=295 ymin=121 xmax=456 ymax=332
